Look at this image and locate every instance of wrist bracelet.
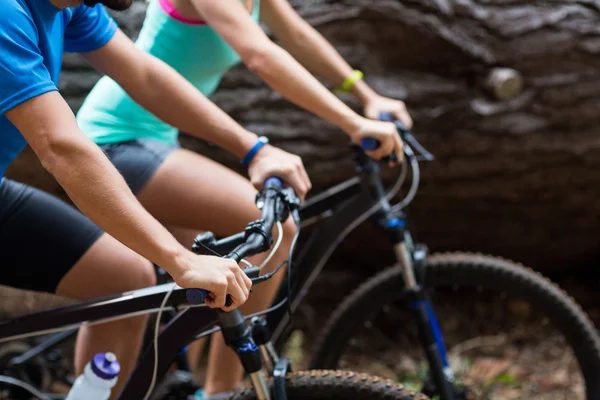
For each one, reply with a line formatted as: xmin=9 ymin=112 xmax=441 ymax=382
xmin=241 ymin=136 xmax=269 ymax=166
xmin=336 ymin=70 xmax=364 ymax=94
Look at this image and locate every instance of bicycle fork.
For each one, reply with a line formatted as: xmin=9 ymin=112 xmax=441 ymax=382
xmin=221 ymin=311 xmax=291 ymax=400
xmin=388 ymin=222 xmax=457 ymax=400
xmin=220 ymin=310 xmax=271 ymax=400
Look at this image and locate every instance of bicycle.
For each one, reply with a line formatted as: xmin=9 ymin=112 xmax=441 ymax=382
xmin=301 ymin=114 xmax=600 ymax=399
xmin=4 ymin=116 xmax=600 ymax=399
xmin=0 ymin=177 xmax=426 ymax=400
xmin=188 ymin=114 xmax=600 ymax=398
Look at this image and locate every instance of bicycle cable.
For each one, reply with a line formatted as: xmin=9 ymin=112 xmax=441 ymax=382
xmin=391 ymin=144 xmax=421 ymax=211
xmin=144 ymin=280 xmax=177 ymax=400
xmin=259 ymin=221 xmax=283 ymax=271
xmin=194 ymin=293 xmax=293 ymax=341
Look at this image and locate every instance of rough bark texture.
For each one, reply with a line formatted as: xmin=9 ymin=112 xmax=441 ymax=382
xmin=6 ymin=0 xmax=600 ymax=284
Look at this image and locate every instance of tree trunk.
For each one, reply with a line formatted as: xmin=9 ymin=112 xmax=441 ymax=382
xmin=7 ymin=0 xmax=600 ymax=277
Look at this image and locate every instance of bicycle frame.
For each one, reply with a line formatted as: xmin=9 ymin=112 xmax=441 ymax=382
xmin=0 ymin=284 xmax=219 ymax=398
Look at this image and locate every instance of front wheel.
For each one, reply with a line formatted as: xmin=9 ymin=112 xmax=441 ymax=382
xmin=310 ymin=253 xmax=600 ymax=399
xmin=232 ymin=370 xmax=429 ymax=399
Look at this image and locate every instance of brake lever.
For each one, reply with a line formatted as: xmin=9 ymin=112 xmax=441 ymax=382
xmin=282 ymin=187 xmax=300 ymax=210
xmin=369 ymin=112 xmax=435 ymax=162
xmin=402 ymin=131 xmax=434 ymax=161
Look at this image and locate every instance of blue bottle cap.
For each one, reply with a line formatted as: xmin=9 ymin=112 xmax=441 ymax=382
xmin=91 ymin=352 xmax=121 ymax=380
xmin=387 ymin=218 xmax=406 ymax=228
xmin=236 ymin=343 xmax=259 ymax=354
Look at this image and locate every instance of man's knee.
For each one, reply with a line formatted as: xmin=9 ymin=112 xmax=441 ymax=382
xmin=126 ymin=255 xmax=157 ymax=291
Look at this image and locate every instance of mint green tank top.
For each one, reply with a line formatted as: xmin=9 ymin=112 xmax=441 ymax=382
xmin=77 ymin=0 xmax=260 ymax=145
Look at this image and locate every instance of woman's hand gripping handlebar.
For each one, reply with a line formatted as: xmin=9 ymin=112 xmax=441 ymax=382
xmin=186 ymin=177 xmax=298 ymax=308
xmin=360 ymin=113 xmax=434 ymax=162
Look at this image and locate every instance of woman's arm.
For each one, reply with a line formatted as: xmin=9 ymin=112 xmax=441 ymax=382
xmin=188 ymin=0 xmax=404 ymax=162
xmin=83 ymin=30 xmax=257 ymax=159
xmin=191 ymin=0 xmax=362 ymax=133
xmin=261 ymin=0 xmax=374 ymax=102
xmin=83 ymin=30 xmax=311 ymax=195
xmin=261 ymin=0 xmax=412 ymax=125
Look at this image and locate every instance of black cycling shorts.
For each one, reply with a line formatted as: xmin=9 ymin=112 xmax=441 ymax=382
xmin=0 ymin=178 xmax=103 ymax=293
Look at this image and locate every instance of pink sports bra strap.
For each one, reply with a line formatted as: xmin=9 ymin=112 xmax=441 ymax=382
xmin=158 ymin=0 xmax=207 ymax=25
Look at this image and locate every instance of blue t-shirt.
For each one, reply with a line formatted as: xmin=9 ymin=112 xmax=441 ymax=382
xmin=0 ymin=0 xmax=117 ymax=178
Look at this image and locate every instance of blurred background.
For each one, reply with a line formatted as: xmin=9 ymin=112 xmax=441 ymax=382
xmin=3 ymin=0 xmax=600 ymax=398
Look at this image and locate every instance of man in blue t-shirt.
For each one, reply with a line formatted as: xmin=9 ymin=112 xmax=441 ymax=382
xmin=0 ymin=0 xmax=311 ymax=397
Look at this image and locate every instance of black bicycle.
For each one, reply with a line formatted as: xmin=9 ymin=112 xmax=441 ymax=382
xmin=0 ymin=178 xmax=426 ymax=400
xmin=300 ymin=115 xmax=600 ymax=399
xmin=193 ymin=115 xmax=600 ymax=399
xmin=3 ymin=117 xmax=600 ymax=399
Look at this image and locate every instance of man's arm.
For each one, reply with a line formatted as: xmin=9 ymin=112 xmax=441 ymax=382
xmin=82 ymin=30 xmax=257 ymax=158
xmin=7 ymin=92 xmax=186 ymax=272
xmin=5 ymin=91 xmax=256 ymax=311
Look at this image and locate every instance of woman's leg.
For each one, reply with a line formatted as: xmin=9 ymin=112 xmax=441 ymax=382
xmin=137 ymin=149 xmax=296 ymax=394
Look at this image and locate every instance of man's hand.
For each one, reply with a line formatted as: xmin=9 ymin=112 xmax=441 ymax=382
xmin=248 ymin=145 xmax=312 ymax=200
xmin=364 ymin=95 xmax=413 ymax=129
xmin=348 ymin=117 xmax=404 ymax=164
xmin=171 ymin=252 xmax=252 ymax=311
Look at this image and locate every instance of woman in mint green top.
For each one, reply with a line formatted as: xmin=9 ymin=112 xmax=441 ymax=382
xmin=78 ymin=0 xmax=261 ymax=145
xmin=78 ymin=0 xmax=413 ymax=398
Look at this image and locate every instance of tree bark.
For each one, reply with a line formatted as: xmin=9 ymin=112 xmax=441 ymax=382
xmin=7 ymin=0 xmax=600 ymax=275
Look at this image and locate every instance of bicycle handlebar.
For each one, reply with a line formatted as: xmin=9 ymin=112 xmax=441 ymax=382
xmin=360 ymin=113 xmax=434 ymax=162
xmin=186 ymin=177 xmax=290 ymax=306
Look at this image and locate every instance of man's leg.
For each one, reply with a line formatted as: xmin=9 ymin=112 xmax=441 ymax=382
xmin=0 ymin=179 xmax=155 ymax=400
xmin=56 ymin=234 xmax=156 ymax=400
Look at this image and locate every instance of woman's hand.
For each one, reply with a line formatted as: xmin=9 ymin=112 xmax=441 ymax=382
xmin=348 ymin=117 xmax=404 ymax=164
xmin=364 ymin=95 xmax=413 ymax=129
xmin=248 ymin=145 xmax=312 ymax=201
xmin=171 ymin=252 xmax=252 ymax=311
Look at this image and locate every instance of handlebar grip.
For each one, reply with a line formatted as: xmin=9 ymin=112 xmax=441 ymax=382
xmin=265 ymin=177 xmax=283 ymax=188
xmin=379 ymin=112 xmax=395 ymax=122
xmin=359 ymin=113 xmax=397 ymax=151
xmin=186 ymin=289 xmax=209 ymax=305
xmin=360 ymin=137 xmax=381 ymax=151
xmin=186 ymin=289 xmax=233 ymax=307
xmin=359 ymin=113 xmax=400 ymax=161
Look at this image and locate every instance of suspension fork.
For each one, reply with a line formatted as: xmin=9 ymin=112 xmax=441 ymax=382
xmin=362 ymin=160 xmax=456 ymax=398
xmin=219 ymin=310 xmax=271 ymax=400
xmin=387 ymin=223 xmax=456 ymax=400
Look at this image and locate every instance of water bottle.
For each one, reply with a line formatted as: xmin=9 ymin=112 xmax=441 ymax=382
xmin=66 ymin=352 xmax=120 ymax=400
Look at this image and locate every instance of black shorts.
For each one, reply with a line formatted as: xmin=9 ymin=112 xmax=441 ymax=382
xmin=0 ymin=178 xmax=103 ymax=293
xmin=100 ymin=139 xmax=180 ymax=194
